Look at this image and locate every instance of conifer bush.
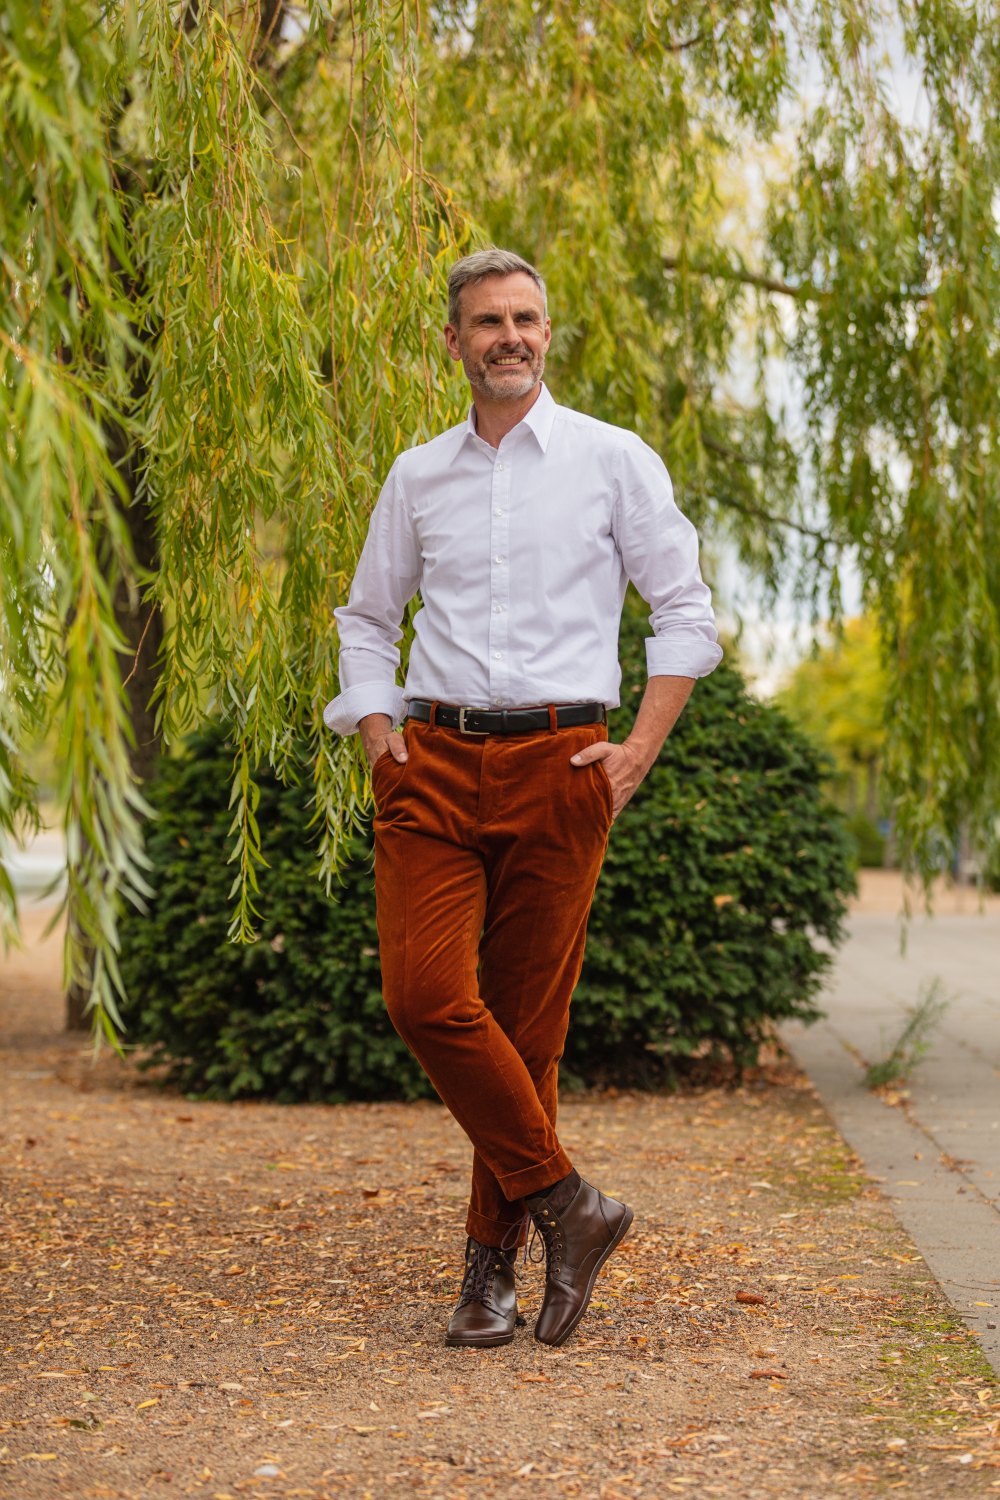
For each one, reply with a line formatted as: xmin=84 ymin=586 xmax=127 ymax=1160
xmin=118 ymin=615 xmax=855 ymax=1099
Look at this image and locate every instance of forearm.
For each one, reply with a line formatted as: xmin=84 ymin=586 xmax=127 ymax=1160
xmin=325 ymin=461 xmax=421 ymax=739
xmin=623 ymin=674 xmax=695 ymax=774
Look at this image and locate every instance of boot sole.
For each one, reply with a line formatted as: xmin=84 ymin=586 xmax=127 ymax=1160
xmin=534 ymin=1203 xmax=635 ymax=1348
xmin=444 ymin=1328 xmax=517 ymax=1349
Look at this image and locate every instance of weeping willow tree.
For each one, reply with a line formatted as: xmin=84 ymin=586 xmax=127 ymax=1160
xmin=2 ymin=0 xmax=998 ymax=1041
xmin=1 ymin=0 xmax=471 ymax=1035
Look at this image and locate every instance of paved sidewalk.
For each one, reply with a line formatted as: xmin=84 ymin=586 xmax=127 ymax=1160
xmin=783 ymin=893 xmax=1000 ymax=1376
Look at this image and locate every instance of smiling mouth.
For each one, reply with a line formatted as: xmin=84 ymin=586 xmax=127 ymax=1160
xmin=491 ymin=355 xmax=527 ymax=367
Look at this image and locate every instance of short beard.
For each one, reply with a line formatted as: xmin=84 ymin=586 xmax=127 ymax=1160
xmin=463 ymin=349 xmax=545 ymax=402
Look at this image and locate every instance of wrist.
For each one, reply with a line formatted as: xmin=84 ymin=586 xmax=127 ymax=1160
xmin=621 ymin=732 xmax=659 ymax=779
xmin=358 ymin=712 xmax=392 ymax=755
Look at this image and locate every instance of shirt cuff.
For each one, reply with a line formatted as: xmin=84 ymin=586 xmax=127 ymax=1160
xmin=323 ymin=682 xmax=407 ymax=736
xmin=645 ymin=635 xmax=723 ymax=680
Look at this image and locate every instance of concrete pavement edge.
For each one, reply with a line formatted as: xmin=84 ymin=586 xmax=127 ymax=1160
xmin=782 ymin=1018 xmax=1000 ymax=1380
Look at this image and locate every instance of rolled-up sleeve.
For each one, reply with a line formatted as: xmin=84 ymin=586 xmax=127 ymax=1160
xmin=613 ymin=437 xmax=723 ymax=680
xmin=323 ymin=461 xmax=422 ymax=735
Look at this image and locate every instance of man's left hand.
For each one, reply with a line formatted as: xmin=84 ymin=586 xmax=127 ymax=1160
xmin=568 ymin=678 xmax=696 ymax=818
xmin=569 ymin=739 xmax=647 ymax=821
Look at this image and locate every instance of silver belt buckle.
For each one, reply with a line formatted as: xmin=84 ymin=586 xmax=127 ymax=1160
xmin=458 ymin=706 xmax=489 ymax=735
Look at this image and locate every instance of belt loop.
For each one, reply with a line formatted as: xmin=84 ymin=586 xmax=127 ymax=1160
xmin=547 ymin=704 xmax=558 ymax=735
xmin=429 ymin=701 xmax=439 ymax=730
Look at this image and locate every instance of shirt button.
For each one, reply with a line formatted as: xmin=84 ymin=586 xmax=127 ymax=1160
xmin=493 ymin=604 xmax=504 ymax=613
xmin=494 ymin=507 xmax=505 ymax=516
xmin=497 ymin=462 xmax=505 ymax=471
xmin=494 ymin=555 xmax=505 ymax=564
xmin=494 ymin=698 xmax=503 ymax=706
xmin=493 ymin=652 xmax=503 ymax=660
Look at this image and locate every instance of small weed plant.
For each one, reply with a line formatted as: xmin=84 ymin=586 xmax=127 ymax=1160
xmin=864 ymin=979 xmax=950 ymax=1090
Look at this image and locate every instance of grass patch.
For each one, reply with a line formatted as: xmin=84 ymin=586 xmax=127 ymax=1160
xmin=782 ymin=1146 xmax=868 ymax=1204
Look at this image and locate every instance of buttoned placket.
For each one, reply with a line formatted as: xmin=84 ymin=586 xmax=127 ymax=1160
xmin=487 ymin=444 xmax=513 ymax=707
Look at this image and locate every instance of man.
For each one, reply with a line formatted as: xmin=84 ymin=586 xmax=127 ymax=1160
xmin=324 ymin=248 xmax=721 ymax=1349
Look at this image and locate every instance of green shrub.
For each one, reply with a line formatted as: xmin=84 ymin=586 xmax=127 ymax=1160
xmin=118 ymin=611 xmax=855 ymax=1098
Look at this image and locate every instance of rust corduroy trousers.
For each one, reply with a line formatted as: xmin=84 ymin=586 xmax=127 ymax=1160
xmin=373 ymin=714 xmax=614 ymax=1246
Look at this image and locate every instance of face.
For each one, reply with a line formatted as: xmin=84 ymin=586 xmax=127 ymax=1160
xmin=444 ymin=272 xmax=551 ymax=401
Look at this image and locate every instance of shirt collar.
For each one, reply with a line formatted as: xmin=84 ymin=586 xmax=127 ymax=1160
xmin=461 ymin=382 xmax=557 ymax=456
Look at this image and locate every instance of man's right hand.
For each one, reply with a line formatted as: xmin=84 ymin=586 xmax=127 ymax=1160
xmin=358 ymin=713 xmax=408 ymax=766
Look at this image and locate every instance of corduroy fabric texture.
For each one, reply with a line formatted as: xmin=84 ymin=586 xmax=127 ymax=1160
xmin=372 ymin=716 xmax=614 ymax=1245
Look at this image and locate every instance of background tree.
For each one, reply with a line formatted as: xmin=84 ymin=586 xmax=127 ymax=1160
xmin=2 ymin=0 xmax=998 ymax=1042
xmin=778 ymin=617 xmax=889 ymax=865
xmin=779 ymin=618 xmax=886 ymax=814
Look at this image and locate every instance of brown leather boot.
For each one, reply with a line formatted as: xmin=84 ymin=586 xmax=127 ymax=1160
xmin=529 ymin=1178 xmax=634 ymax=1347
xmin=444 ymin=1238 xmax=522 ymax=1348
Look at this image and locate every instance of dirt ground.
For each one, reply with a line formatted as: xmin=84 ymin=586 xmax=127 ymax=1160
xmin=2 ymin=897 xmax=998 ymax=1500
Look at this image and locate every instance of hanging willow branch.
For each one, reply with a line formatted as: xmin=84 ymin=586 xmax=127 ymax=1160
xmin=0 ymin=0 xmax=473 ymax=1038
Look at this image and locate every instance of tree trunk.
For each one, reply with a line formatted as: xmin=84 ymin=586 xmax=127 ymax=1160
xmin=864 ymin=755 xmax=879 ymax=823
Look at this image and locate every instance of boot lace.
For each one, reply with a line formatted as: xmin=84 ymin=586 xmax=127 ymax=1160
xmin=458 ymin=1241 xmax=509 ymax=1307
xmin=505 ymin=1206 xmax=564 ymax=1279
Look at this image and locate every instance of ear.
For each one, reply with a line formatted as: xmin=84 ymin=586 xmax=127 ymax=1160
xmin=443 ymin=323 xmax=462 ymax=362
xmin=542 ymin=316 xmax=552 ymax=351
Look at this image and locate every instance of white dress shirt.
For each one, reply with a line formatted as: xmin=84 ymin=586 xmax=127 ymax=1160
xmin=324 ymin=384 xmax=722 ymax=735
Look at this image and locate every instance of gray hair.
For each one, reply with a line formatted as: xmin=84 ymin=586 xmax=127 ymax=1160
xmin=447 ymin=248 xmax=547 ymax=327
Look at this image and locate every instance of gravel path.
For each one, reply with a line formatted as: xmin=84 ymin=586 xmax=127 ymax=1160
xmin=2 ymin=907 xmax=998 ymax=1498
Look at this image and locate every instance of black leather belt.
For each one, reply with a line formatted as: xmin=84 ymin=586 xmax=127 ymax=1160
xmin=407 ymin=700 xmax=606 ymax=735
